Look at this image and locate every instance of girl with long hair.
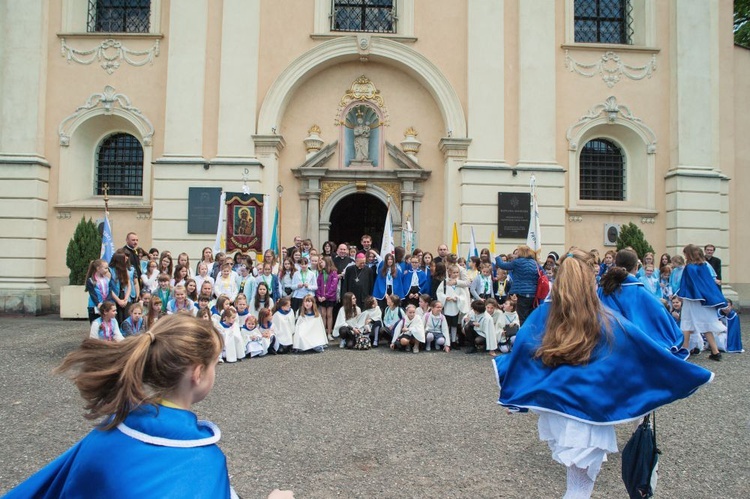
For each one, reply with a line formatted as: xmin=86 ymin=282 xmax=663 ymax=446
xmin=109 ymin=251 xmax=134 ymax=324
xmin=316 ymin=256 xmax=339 ymax=340
xmin=493 ymin=248 xmax=713 ymax=498
xmin=373 ymin=253 xmax=404 ymax=310
xmin=5 ymin=315 xmax=240 ymax=498
xmin=292 ymin=295 xmax=327 ymax=353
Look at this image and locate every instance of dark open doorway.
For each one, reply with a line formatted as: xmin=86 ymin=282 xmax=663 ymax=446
xmin=328 ymin=193 xmax=387 ymax=249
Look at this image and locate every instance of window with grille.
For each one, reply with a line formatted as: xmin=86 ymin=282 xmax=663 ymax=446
xmin=88 ymin=0 xmax=151 ymax=33
xmin=332 ymin=0 xmax=395 ymax=33
xmin=579 ymin=139 xmax=625 ymax=201
xmin=574 ymin=0 xmax=633 ymax=44
xmin=95 ymin=133 xmax=144 ymax=196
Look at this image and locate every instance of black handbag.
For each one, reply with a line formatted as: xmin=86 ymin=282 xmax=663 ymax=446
xmin=621 ymin=412 xmax=660 ymax=499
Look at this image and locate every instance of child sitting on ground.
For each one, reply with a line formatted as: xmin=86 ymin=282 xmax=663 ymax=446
xmin=121 ymin=302 xmax=145 ymax=337
xmin=423 ymin=300 xmax=450 ymax=352
xmin=391 ymin=304 xmax=426 ymax=353
xmin=89 ymin=301 xmax=123 ymax=342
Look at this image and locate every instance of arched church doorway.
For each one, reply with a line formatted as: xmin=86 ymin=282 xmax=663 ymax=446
xmin=329 ymin=193 xmax=387 ymax=249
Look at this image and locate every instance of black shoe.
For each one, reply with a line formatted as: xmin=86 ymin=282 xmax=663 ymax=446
xmin=465 ymin=346 xmax=478 ymax=354
xmin=267 ymin=348 xmax=277 ymax=355
xmin=709 ymin=352 xmax=722 ymax=361
xmin=690 ymin=348 xmax=701 ymax=355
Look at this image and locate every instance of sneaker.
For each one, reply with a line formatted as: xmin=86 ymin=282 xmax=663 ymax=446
xmin=372 ymin=342 xmax=378 ymax=348
xmin=465 ymin=346 xmax=478 ymax=354
xmin=425 ymin=343 xmax=431 ymax=352
xmin=709 ymin=352 xmax=722 ymax=361
xmin=340 ymin=339 xmax=346 ymax=349
xmin=690 ymin=348 xmax=701 ymax=356
xmin=327 ymin=334 xmax=334 ymax=342
xmin=412 ymin=344 xmax=419 ymax=353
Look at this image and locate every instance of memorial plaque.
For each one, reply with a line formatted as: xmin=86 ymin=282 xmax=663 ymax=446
xmin=187 ymin=187 xmax=222 ymax=234
xmin=497 ymin=192 xmax=530 ymax=238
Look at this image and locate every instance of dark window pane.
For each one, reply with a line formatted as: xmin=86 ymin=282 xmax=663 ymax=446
xmin=579 ymin=139 xmax=625 ymax=201
xmin=88 ymin=0 xmax=151 ymax=33
xmin=95 ymin=133 xmax=144 ymax=196
xmin=573 ymin=0 xmax=632 ymax=44
xmin=332 ymin=0 xmax=394 ymax=33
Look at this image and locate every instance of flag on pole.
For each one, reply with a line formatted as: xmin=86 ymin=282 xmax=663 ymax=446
xmin=380 ymin=203 xmax=394 ymax=257
xmin=269 ymin=204 xmax=280 ymax=257
xmin=451 ymin=222 xmax=459 ymax=254
xmin=213 ymin=192 xmax=227 ymax=255
xmin=468 ymin=226 xmax=479 ymax=260
xmin=100 ymin=212 xmax=115 ymax=263
xmin=489 ymin=230 xmax=496 ymax=260
xmin=526 ymin=175 xmax=541 ymax=253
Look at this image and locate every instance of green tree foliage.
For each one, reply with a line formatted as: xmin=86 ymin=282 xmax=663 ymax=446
xmin=737 ymin=0 xmax=750 ymax=48
xmin=65 ymin=217 xmax=102 ymax=285
xmin=616 ymin=222 xmax=655 ymax=260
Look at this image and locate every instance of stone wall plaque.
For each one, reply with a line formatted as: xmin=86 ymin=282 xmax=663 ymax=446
xmin=497 ymin=192 xmax=530 ymax=238
xmin=187 ymin=187 xmax=221 ymax=234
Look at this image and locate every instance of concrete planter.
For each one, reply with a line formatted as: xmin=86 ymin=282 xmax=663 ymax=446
xmin=60 ymin=285 xmax=88 ymax=319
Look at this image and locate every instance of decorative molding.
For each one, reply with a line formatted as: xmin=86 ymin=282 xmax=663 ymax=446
xmin=566 ymin=96 xmax=656 ymax=153
xmin=400 ymin=127 xmax=421 ymax=161
xmin=564 ymin=50 xmax=656 ymax=88
xmin=640 ymin=217 xmax=655 ymax=224
xmin=373 ymin=182 xmax=401 ymax=208
xmin=320 ymin=181 xmax=350 ymax=209
xmin=60 ymin=38 xmax=160 ymax=74
xmin=57 ymin=211 xmax=72 ymax=220
xmin=136 ymin=211 xmax=152 ymax=220
xmin=568 ymin=215 xmax=583 ymax=222
xmin=303 ymin=125 xmax=324 ymax=155
xmin=335 ymin=75 xmax=390 ymax=126
xmin=59 ymin=85 xmax=154 ymax=146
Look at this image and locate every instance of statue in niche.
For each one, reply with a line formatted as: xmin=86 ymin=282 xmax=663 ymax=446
xmin=344 ymin=105 xmax=380 ymax=167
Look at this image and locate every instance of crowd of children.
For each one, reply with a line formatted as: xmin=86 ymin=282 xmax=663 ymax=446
xmin=83 ymin=236 xmax=741 ymax=362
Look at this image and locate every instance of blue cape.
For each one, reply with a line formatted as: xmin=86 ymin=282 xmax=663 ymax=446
xmin=5 ymin=405 xmax=233 ymax=498
xmin=724 ymin=310 xmax=744 ymax=353
xmin=678 ymin=264 xmax=726 ymax=308
xmin=493 ymin=302 xmax=713 ymax=424
xmin=598 ymin=274 xmax=687 ymax=357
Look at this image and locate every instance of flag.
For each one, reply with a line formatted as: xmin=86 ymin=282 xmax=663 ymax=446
xmin=526 ymin=175 xmax=541 ymax=253
xmin=269 ymin=204 xmax=280 ymax=257
xmin=451 ymin=222 xmax=459 ymax=254
xmin=468 ymin=226 xmax=479 ymax=260
xmin=489 ymin=230 xmax=496 ymax=260
xmin=213 ymin=192 xmax=227 ymax=255
xmin=100 ymin=213 xmax=115 ymax=263
xmin=380 ymin=203 xmax=394 ymax=257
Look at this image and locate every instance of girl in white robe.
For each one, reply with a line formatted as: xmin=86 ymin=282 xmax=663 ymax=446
xmin=249 ymin=282 xmax=274 ymax=319
xmin=216 ymin=307 xmax=244 ymax=363
xmin=361 ymin=296 xmax=383 ymax=347
xmin=293 ymin=294 xmax=327 ymax=353
xmin=272 ymin=297 xmax=295 ymax=354
xmin=462 ymin=299 xmax=498 ymax=354
xmin=241 ymin=314 xmax=264 ymax=358
xmin=436 ymin=264 xmax=471 ymax=346
xmin=257 ymin=308 xmax=278 ymax=355
xmin=422 ymin=300 xmax=450 ymax=352
xmin=391 ymin=305 xmax=426 ymax=353
xmin=333 ymin=292 xmax=368 ymax=348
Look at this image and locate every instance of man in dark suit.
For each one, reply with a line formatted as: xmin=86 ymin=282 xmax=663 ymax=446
xmin=704 ymin=244 xmax=722 ymax=286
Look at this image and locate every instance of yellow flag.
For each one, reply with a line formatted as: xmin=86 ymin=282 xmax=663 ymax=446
xmin=451 ymin=223 xmax=459 ymax=254
xmin=489 ymin=230 xmax=496 ymax=259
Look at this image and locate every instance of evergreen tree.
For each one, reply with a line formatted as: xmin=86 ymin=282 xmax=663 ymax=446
xmin=616 ymin=222 xmax=654 ymax=260
xmin=66 ymin=217 xmax=102 ymax=285
xmin=736 ymin=0 xmax=750 ymax=48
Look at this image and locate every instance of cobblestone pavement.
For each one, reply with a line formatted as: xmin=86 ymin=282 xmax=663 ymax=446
xmin=0 ymin=315 xmax=748 ymax=498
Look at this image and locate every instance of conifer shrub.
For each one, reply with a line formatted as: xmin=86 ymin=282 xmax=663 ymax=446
xmin=616 ymin=222 xmax=655 ymax=260
xmin=65 ymin=217 xmax=101 ymax=285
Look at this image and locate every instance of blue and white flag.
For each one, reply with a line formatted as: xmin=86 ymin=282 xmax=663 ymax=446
xmin=269 ymin=204 xmax=280 ymax=257
xmin=526 ymin=175 xmax=541 ymax=253
xmin=468 ymin=226 xmax=479 ymax=260
xmin=100 ymin=213 xmax=115 ymax=263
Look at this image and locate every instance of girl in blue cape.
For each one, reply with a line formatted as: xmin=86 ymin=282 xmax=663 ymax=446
xmin=598 ymin=248 xmax=688 ymax=358
xmin=5 ymin=314 xmax=240 ymax=498
xmin=493 ymin=249 xmax=712 ymax=499
xmin=677 ymin=244 xmax=727 ymax=361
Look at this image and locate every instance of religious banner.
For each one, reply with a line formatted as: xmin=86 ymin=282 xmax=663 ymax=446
xmin=225 ymin=192 xmax=263 ymax=254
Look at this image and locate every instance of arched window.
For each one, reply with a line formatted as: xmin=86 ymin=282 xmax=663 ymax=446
xmin=332 ymin=0 xmax=395 ymax=33
xmin=574 ymin=0 xmax=632 ymax=44
xmin=88 ymin=0 xmax=151 ymax=33
xmin=95 ymin=133 xmax=144 ymax=196
xmin=579 ymin=138 xmax=625 ymax=201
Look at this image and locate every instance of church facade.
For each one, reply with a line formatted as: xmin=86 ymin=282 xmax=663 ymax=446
xmin=1 ymin=0 xmax=748 ymax=313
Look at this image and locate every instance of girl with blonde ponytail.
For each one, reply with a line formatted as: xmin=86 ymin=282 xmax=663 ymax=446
xmin=493 ymin=248 xmax=713 ymax=499
xmin=5 ymin=314 xmax=241 ymax=498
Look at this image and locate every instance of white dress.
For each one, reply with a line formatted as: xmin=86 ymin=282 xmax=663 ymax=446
xmin=272 ymin=309 xmax=296 ymax=347
xmin=293 ymin=313 xmax=327 ymax=351
xmin=535 ymin=411 xmax=618 ymax=482
xmin=216 ymin=320 xmax=244 ymax=362
xmin=392 ymin=316 xmax=426 ymax=344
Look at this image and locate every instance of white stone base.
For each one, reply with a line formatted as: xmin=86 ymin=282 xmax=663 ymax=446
xmin=59 ymin=285 xmax=89 ymax=319
xmin=0 ymin=283 xmax=51 ymax=315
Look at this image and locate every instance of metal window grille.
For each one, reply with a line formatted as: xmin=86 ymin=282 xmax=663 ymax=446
xmin=574 ymin=0 xmax=633 ymax=44
xmin=331 ymin=0 xmax=396 ymax=33
xmin=95 ymin=133 xmax=144 ymax=196
xmin=87 ymin=0 xmax=151 ymax=33
xmin=579 ymin=139 xmax=625 ymax=201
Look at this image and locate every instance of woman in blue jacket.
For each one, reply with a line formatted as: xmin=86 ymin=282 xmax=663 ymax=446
xmin=495 ymin=245 xmax=540 ymax=325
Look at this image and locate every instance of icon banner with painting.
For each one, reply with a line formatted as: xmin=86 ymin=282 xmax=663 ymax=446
xmin=225 ymin=192 xmax=263 ymax=254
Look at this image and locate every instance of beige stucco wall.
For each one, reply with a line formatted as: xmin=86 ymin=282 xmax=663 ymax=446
xmin=732 ymin=44 xmax=750 ymax=289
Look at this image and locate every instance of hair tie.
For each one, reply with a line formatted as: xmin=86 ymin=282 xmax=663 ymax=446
xmin=566 ymin=252 xmax=574 ymax=258
xmin=146 ymin=331 xmax=155 ymax=343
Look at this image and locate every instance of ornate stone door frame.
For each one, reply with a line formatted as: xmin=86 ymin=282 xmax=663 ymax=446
xmin=292 ymin=142 xmax=430 ymax=248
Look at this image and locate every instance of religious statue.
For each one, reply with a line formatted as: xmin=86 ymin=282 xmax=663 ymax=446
xmin=353 ymin=115 xmax=371 ymax=161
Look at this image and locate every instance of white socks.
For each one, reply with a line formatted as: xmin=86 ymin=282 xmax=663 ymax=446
xmin=564 ymin=466 xmax=595 ymax=499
